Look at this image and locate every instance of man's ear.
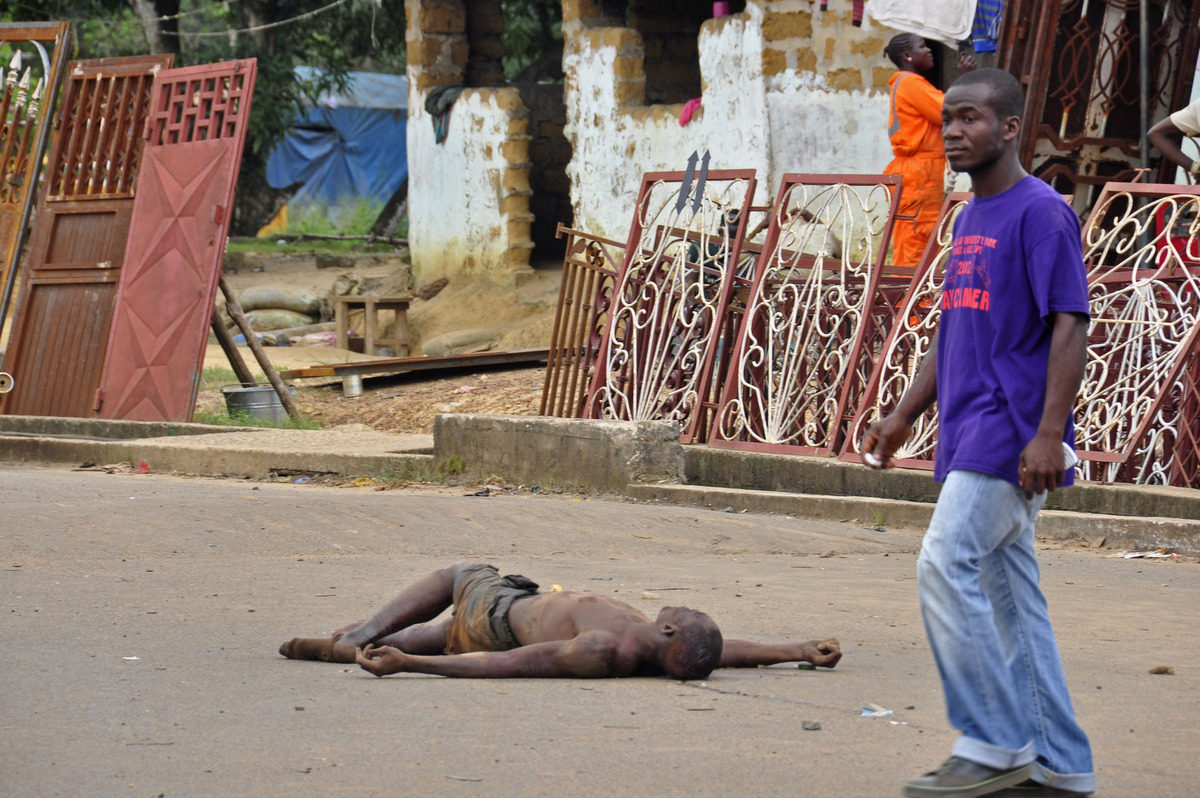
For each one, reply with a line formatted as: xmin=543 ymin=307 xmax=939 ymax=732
xmin=1002 ymin=114 xmax=1021 ymax=142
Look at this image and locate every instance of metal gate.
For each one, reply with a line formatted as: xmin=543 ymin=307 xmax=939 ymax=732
xmin=0 ymin=54 xmax=172 ymax=416
xmin=709 ymin=174 xmax=904 ymax=456
xmin=0 ymin=21 xmax=71 ymax=343
xmin=95 ymin=59 xmax=256 ymax=421
xmin=582 ymin=166 xmax=757 ymax=443
xmin=997 ymin=0 xmax=1200 ymax=206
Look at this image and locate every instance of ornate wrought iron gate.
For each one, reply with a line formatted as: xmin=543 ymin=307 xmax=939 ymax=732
xmin=0 ymin=54 xmax=172 ymax=417
xmin=709 ymin=174 xmax=904 ymax=456
xmin=998 ymin=0 xmax=1200 ymax=207
xmin=0 ymin=21 xmax=71 ymax=342
xmin=582 ymin=167 xmax=757 ymax=443
xmin=95 ymin=59 xmax=256 ymax=422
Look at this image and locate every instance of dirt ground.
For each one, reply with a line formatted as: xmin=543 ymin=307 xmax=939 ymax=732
xmin=199 ymin=250 xmax=561 ymax=432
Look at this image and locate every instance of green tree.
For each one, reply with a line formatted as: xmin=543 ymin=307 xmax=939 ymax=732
xmin=5 ymin=0 xmax=406 ymax=233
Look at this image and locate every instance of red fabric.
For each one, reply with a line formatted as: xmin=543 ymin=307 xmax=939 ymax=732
xmin=680 ymin=97 xmax=703 ymax=126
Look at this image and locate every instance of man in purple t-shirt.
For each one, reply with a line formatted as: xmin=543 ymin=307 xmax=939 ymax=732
xmin=865 ymin=69 xmax=1095 ymax=798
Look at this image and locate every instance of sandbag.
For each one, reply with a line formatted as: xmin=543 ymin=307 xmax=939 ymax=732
xmin=244 ymin=308 xmax=316 ymax=331
xmin=239 ymin=284 xmax=322 ymax=315
xmin=420 ymin=328 xmax=497 ymax=356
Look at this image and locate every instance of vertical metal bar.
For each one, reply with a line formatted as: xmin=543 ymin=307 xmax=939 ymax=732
xmin=0 ymin=23 xmax=71 ymax=343
xmin=1139 ymin=0 xmax=1149 ymax=171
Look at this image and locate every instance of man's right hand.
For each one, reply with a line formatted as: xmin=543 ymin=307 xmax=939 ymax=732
xmin=357 ymin=644 xmax=409 ymax=677
xmin=862 ymin=414 xmax=911 ymax=470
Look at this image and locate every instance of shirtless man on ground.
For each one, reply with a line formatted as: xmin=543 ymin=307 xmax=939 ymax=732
xmin=279 ymin=560 xmax=842 ymax=681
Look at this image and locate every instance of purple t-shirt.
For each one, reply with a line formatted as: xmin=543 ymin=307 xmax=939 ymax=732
xmin=934 ymin=176 xmax=1090 ymax=487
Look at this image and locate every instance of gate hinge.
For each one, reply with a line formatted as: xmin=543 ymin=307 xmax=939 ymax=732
xmin=93 ymin=388 xmax=103 ymax=412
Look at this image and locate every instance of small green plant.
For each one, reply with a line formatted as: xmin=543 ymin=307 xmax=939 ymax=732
xmin=359 ymin=453 xmax=468 ymax=484
xmin=199 ymin=366 xmax=264 ymax=392
xmin=192 ymin=408 xmax=323 ymax=430
xmin=288 ymin=197 xmax=384 ymax=237
xmin=870 ymin=507 xmax=886 ymax=527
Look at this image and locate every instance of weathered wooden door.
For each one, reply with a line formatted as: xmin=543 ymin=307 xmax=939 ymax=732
xmin=95 ymin=59 xmax=256 ymax=422
xmin=0 ymin=21 xmax=71 ymax=339
xmin=0 ymin=55 xmax=172 ymax=416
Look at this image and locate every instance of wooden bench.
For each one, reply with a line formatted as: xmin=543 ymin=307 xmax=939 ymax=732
xmin=332 ymin=295 xmax=412 ymax=357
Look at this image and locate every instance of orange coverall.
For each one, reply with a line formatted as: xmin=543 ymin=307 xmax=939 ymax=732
xmin=883 ymin=71 xmax=946 ymax=267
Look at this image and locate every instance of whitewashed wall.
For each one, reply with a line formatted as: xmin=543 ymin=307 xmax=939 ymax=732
xmin=564 ymin=4 xmax=894 ymax=241
xmin=407 ymin=89 xmax=524 ymax=283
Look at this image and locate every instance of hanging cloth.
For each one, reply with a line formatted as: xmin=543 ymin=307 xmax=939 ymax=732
xmin=424 ymin=85 xmax=464 ymax=145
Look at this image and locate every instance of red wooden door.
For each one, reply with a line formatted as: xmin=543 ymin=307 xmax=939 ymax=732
xmin=95 ymin=59 xmax=256 ymax=421
xmin=1 ymin=55 xmax=172 ymax=417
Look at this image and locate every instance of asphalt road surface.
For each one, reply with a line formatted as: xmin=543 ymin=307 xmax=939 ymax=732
xmin=3 ymin=464 xmax=1197 ymax=797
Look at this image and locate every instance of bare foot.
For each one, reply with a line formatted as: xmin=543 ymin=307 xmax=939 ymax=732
xmin=806 ymin=638 xmax=842 ymax=668
xmin=278 ymin=634 xmax=354 ymax=663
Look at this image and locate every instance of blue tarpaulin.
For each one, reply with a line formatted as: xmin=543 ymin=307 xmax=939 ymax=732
xmin=266 ymin=68 xmax=409 ymax=212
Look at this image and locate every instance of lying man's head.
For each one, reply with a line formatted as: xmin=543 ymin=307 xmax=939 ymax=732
xmin=655 ymin=607 xmax=723 ymax=681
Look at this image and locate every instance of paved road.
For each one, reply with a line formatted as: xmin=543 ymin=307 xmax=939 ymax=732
xmin=3 ymin=464 xmax=1196 ymax=797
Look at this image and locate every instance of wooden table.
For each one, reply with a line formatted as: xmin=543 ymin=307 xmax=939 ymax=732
xmin=332 ymin=295 xmax=412 ymax=356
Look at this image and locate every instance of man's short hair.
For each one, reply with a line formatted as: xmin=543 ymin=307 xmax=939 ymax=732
xmin=950 ymin=68 xmax=1025 ymax=121
xmin=884 ymin=32 xmax=920 ymax=69
xmin=661 ymin=612 xmax=723 ymax=681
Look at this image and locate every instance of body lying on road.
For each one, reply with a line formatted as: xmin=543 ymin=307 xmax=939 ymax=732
xmin=280 ymin=560 xmax=842 ymax=681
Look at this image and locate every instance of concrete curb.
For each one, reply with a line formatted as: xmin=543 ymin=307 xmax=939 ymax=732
xmin=0 ymin=434 xmax=433 ymax=479
xmin=627 ymin=483 xmax=1200 ymax=557
xmin=434 ymin=413 xmax=684 ymax=492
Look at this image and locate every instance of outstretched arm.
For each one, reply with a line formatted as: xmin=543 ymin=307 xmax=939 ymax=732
xmin=1148 ymin=116 xmax=1196 ymax=175
xmin=718 ymin=638 xmax=841 ymax=669
xmin=863 ymin=331 xmax=939 ymax=468
xmin=355 ymin=631 xmax=626 ymax=679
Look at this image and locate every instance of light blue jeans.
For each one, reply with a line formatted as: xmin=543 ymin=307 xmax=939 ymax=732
xmin=918 ymin=470 xmax=1095 ymax=793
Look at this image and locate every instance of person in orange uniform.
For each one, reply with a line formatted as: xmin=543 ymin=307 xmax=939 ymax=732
xmin=883 ymin=33 xmax=974 ymax=267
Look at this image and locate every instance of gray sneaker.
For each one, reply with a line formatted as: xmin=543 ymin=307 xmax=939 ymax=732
xmin=904 ymin=756 xmax=1033 ymax=798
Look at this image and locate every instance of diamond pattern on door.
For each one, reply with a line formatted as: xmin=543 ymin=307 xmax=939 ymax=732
xmin=96 ymin=59 xmax=256 ymax=421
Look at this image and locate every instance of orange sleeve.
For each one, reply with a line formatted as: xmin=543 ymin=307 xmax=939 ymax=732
xmin=901 ymin=77 xmax=945 ymax=126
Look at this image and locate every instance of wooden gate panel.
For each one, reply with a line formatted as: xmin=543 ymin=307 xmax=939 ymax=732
xmin=96 ymin=59 xmax=256 ymax=422
xmin=0 ymin=21 xmax=71 ymax=336
xmin=1 ymin=54 xmax=171 ymax=416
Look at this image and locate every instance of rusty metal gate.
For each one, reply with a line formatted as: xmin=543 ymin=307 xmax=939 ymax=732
xmin=845 ymin=186 xmax=1200 ymax=488
xmin=841 ymin=193 xmax=971 ymax=468
xmin=582 ymin=166 xmax=757 ymax=443
xmin=539 ymin=223 xmax=624 ymax=418
xmin=95 ymin=59 xmax=256 ymax=422
xmin=0 ymin=54 xmax=172 ymax=417
xmin=708 ymin=174 xmax=904 ymax=457
xmin=0 ymin=21 xmax=71 ymax=343
xmin=997 ymin=0 xmax=1200 ymax=207
xmin=1074 ymin=183 xmax=1200 ymax=487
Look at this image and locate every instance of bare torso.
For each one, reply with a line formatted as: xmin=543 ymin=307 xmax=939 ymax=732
xmin=506 ymin=591 xmax=651 ymax=645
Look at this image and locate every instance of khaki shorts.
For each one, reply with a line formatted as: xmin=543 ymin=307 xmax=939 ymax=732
xmin=444 ymin=564 xmax=539 ymax=654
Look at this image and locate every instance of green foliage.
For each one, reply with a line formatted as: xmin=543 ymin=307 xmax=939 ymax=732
xmin=287 ymin=197 xmax=385 ymax=236
xmin=502 ymin=0 xmax=563 ymax=82
xmin=226 ymin=237 xmax=398 ymax=255
xmin=363 ymin=454 xmax=467 ymax=484
xmin=199 ymin=366 xmax=259 ymax=392
xmin=193 ymin=407 xmax=323 ymax=430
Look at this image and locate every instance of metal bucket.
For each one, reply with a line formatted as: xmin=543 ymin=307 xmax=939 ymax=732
xmin=220 ymin=383 xmax=292 ymax=424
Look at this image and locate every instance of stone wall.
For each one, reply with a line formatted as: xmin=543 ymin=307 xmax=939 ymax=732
xmin=405 ymin=0 xmax=536 ymax=286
